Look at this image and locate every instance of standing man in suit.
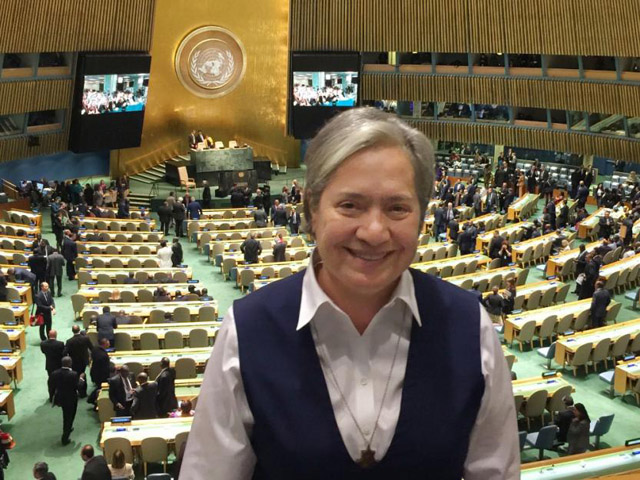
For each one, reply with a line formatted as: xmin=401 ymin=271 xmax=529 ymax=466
xmin=253 ymin=206 xmax=268 ymax=228
xmin=95 ymin=306 xmax=117 ymax=347
xmin=187 ymin=198 xmax=203 ymax=220
xmin=577 ymin=180 xmax=589 ymax=208
xmin=590 ymin=281 xmax=611 ymax=329
xmin=41 ymin=329 xmax=65 ymax=401
xmin=131 ymin=372 xmax=158 ymax=420
xmin=485 ymin=187 xmax=499 ymax=213
xmin=202 ymin=180 xmax=211 ymax=208
xmin=89 ymin=338 xmax=111 ymax=394
xmin=240 ymin=233 xmax=262 ymax=264
xmin=271 ymin=200 xmax=288 ymax=227
xmin=155 ymin=357 xmax=178 ymax=416
xmin=49 ymin=356 xmax=79 ymax=445
xmin=157 ymin=201 xmax=172 ymax=236
xmin=64 ymin=325 xmax=93 ymax=375
xmin=61 ymin=230 xmax=78 ymax=281
xmin=46 ymin=248 xmax=65 ymax=297
xmin=483 ymin=286 xmax=504 ymax=325
xmin=288 ymin=208 xmax=302 ymax=235
xmin=433 ymin=203 xmax=445 ymax=238
xmin=35 ymin=282 xmax=56 ymax=341
xmin=488 ymin=230 xmax=506 ymax=259
xmin=272 ymin=234 xmax=287 ymax=262
xmin=546 ymin=198 xmax=557 ymax=230
xmin=28 ymin=252 xmax=48 ymax=292
xmin=79 ymin=444 xmax=111 ymax=480
xmin=173 ymin=198 xmax=186 ymax=237
xmin=599 ymin=210 xmax=615 ymax=239
xmin=108 ymin=365 xmax=137 ymax=416
xmin=457 ymin=223 xmax=474 ymax=255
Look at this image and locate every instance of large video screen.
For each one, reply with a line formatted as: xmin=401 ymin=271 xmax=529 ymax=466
xmin=293 ymin=72 xmax=358 ymax=107
xmin=289 ymin=53 xmax=360 ymax=139
xmin=82 ymin=74 xmax=150 ymax=115
xmin=69 ymin=53 xmax=152 ymax=153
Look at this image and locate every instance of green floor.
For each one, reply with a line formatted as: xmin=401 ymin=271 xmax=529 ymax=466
xmin=2 ymin=171 xmax=640 ymax=478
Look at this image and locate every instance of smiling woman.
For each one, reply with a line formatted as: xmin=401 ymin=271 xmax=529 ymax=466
xmin=181 ymin=108 xmax=520 ymax=480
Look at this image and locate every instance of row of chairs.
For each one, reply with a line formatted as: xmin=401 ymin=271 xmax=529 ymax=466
xmin=559 ymin=330 xmax=638 ymax=376
xmin=0 ymin=307 xmax=19 ymax=325
xmin=210 ymin=235 xmax=305 ymax=256
xmin=413 ymin=243 xmax=458 ymax=263
xmin=223 ymin=259 xmax=306 ymax=283
xmin=76 ymin=270 xmax=190 ymax=285
xmin=0 ymin=238 xmax=29 ymax=250
xmin=453 ymin=268 xmax=529 ymax=292
xmin=199 ymin=228 xmax=289 ymax=248
xmin=602 ymin=264 xmax=640 ymax=296
xmin=76 ymin=257 xmax=161 ymax=269
xmin=81 ymin=220 xmax=153 ymax=232
xmin=2 ymin=212 xmax=37 ymax=225
xmin=0 ymin=252 xmax=28 ymax=265
xmin=0 ymin=224 xmax=37 ymax=237
xmin=80 ymin=306 xmax=216 ymax=328
xmin=513 ymin=284 xmax=571 ymax=311
xmin=516 ymin=195 xmax=539 ymax=220
xmin=83 ymin=233 xmax=163 ymax=243
xmin=107 ymin=329 xmax=211 ymax=351
xmin=124 ymin=358 xmax=198 ymax=380
xmin=518 ymin=236 xmax=576 ymax=269
xmin=516 ymin=384 xmax=573 ymax=431
xmin=82 ymin=245 xmax=157 ymax=255
xmin=103 ymin=432 xmax=189 ymax=477
xmin=416 ymin=258 xmax=482 ymax=279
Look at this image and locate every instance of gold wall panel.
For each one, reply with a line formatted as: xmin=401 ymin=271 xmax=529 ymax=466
xmin=291 ymin=0 xmax=640 ymax=56
xmin=408 ymin=120 xmax=640 ymax=163
xmin=362 ymin=74 xmax=640 ymax=118
xmin=0 ymin=79 xmax=73 ymax=116
xmin=0 ymin=131 xmax=69 ymax=163
xmin=113 ymin=0 xmax=298 ymax=176
xmin=0 ymin=0 xmax=154 ymax=53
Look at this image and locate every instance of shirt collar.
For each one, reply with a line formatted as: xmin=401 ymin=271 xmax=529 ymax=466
xmin=297 ymin=250 xmax=422 ymax=331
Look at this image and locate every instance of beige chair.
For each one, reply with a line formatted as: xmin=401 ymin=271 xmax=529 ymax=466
xmin=464 ymin=259 xmax=478 ymax=275
xmin=140 ymin=332 xmax=160 ymax=350
xmin=526 ymin=290 xmax=542 ymax=310
xmin=567 ymin=342 xmax=593 ymax=376
xmin=0 ymin=308 xmax=15 ymax=325
xmin=240 ymin=269 xmax=256 ymax=293
xmin=198 ymin=306 xmax=216 ymax=322
xmin=557 ymin=258 xmax=575 ymax=282
xmin=459 ymin=278 xmax=473 ymax=290
xmin=175 ymin=357 xmax=197 ymax=379
xmin=222 ymin=258 xmax=237 ymax=281
xmin=518 ymin=246 xmax=533 ymax=268
xmin=114 ymin=234 xmax=127 ymax=242
xmin=109 ymin=258 xmax=124 ymax=268
xmin=512 ymin=320 xmax=536 ymax=351
xmin=71 ymin=294 xmax=86 ymax=320
xmin=173 ymin=307 xmax=191 ymax=323
xmin=517 ymin=268 xmax=529 ymax=286
xmin=148 ymin=361 xmax=163 ymax=380
xmin=452 ymin=262 xmax=466 ymax=277
xmin=97 ymin=396 xmax=115 ymax=424
xmin=590 ymin=338 xmax=611 ymax=372
xmin=261 ymin=267 xmax=275 ymax=279
xmin=139 ymin=246 xmax=152 ymax=255
xmin=615 ymin=268 xmax=630 ymax=294
xmin=486 ymin=258 xmax=501 ymax=270
xmin=440 ymin=265 xmax=453 ymax=278
xmin=434 ymin=246 xmax=447 ymax=260
xmin=545 ymin=385 xmax=573 ymax=422
xmin=114 ymin=332 xmax=133 ymax=351
xmin=164 ymin=330 xmax=184 ymax=349
xmin=539 ymin=288 xmax=556 ymax=308
xmin=121 ymin=245 xmax=134 ymax=255
xmin=189 ymin=328 xmax=209 ymax=348
xmin=103 ymin=437 xmax=134 ymax=465
xmin=554 ymin=284 xmax=571 ymax=304
xmin=573 ymin=309 xmax=590 ymax=331
xmin=140 ymin=437 xmax=168 ymax=475
xmin=149 ymin=309 xmax=166 ymax=324
xmin=603 ymin=271 xmax=619 ymax=294
xmin=488 ymin=274 xmax=503 ymax=291
xmin=605 ymin=302 xmax=622 ymax=325
xmin=143 ymin=259 xmax=158 ymax=268
xmin=120 ymin=291 xmax=136 ymax=303
xmin=513 ymin=294 xmax=526 ymax=311
xmin=135 ymin=271 xmax=149 ymax=283
xmin=0 ymin=332 xmax=12 ymax=352
xmin=174 ymin=431 xmax=189 ymax=459
xmin=75 ymin=257 xmax=88 ymax=269
xmin=125 ymin=361 xmax=144 ymax=377
xmin=535 ymin=315 xmax=557 ymax=347
xmin=97 ymin=273 xmax=112 ymax=285
xmin=475 ymin=278 xmax=489 ymax=293
xmin=610 ymin=334 xmax=630 ymax=363
xmin=174 ymin=271 xmax=188 ymax=283
xmin=555 ymin=314 xmax=574 ymax=335
xmin=137 ymin=289 xmax=154 ymax=303
xmin=522 ymin=389 xmax=548 ymax=431
xmin=82 ymin=311 xmax=97 ymax=329
xmin=98 ymin=290 xmax=112 ymax=303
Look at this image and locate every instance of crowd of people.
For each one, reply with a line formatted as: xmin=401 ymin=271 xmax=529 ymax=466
xmin=293 ymin=82 xmax=357 ymax=107
xmin=81 ymin=88 xmax=147 ymax=115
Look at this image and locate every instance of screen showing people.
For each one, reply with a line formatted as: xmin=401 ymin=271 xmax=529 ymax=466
xmin=81 ymin=74 xmax=150 ymax=115
xmin=293 ymin=72 xmax=358 ymax=107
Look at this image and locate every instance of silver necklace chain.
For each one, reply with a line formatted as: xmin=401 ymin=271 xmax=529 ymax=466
xmin=311 ymin=321 xmax=404 ymax=451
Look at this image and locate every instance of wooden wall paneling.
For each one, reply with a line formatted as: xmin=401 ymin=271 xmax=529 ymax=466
xmin=0 ymin=80 xmax=73 ymax=116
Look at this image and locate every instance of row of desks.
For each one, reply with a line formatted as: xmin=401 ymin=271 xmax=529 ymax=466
xmin=79 ymin=230 xmax=165 ymax=243
xmin=77 ymin=283 xmax=206 ymax=301
xmin=577 ymin=207 xmax=626 ymax=239
xmin=81 ymin=301 xmax=218 ymax=321
xmin=87 ymin=322 xmax=221 ymax=346
xmin=3 ymin=208 xmax=42 ymax=226
xmin=78 ymin=242 xmax=159 ymax=255
xmin=0 ymin=222 xmax=40 ymax=236
xmin=77 ymin=267 xmax=193 ymax=285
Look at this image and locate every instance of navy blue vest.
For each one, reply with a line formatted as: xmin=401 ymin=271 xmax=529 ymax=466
xmin=234 ymin=269 xmax=485 ymax=480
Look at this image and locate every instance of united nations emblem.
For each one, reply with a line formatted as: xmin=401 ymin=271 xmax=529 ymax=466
xmin=175 ymin=26 xmax=246 ymax=98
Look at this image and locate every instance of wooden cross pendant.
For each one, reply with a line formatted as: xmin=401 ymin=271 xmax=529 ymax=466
xmin=357 ymin=447 xmax=377 ymax=468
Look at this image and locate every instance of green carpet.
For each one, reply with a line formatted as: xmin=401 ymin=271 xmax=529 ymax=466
xmin=2 ymin=173 xmax=640 ymax=478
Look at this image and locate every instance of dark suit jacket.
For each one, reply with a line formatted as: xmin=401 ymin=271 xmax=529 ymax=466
xmin=271 ymin=207 xmax=287 ymax=227
xmin=131 ymin=382 xmax=158 ymax=419
xmin=49 ymin=367 xmax=78 ymax=407
xmin=457 ymin=229 xmax=474 ymax=255
xmin=483 ymin=293 xmax=504 ymax=316
xmin=108 ymin=373 xmax=138 ymax=407
xmin=591 ymin=288 xmax=611 ymax=319
xmin=81 ymin=455 xmax=111 ymax=480
xmin=157 ymin=204 xmax=173 ymax=223
xmin=273 ymin=242 xmax=287 ymax=263
xmin=35 ymin=289 xmax=55 ymax=316
xmin=95 ymin=313 xmax=117 ymax=341
xmin=488 ymin=236 xmax=505 ymax=259
xmin=64 ymin=334 xmax=93 ymax=372
xmin=46 ymin=252 xmax=65 ymax=277
xmin=28 ymin=254 xmax=47 ymax=280
xmin=90 ymin=346 xmax=111 ymax=386
xmin=14 ymin=268 xmax=36 ymax=284
xmin=156 ymin=367 xmax=178 ymax=415
xmin=434 ymin=207 xmax=445 ymax=227
xmin=40 ymin=338 xmax=65 ymax=374
xmin=61 ymin=237 xmax=78 ymax=261
xmin=554 ymin=408 xmax=575 ymax=443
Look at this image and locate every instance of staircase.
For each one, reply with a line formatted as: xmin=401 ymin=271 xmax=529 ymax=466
xmin=131 ymin=163 xmax=166 ymax=185
xmin=128 ymin=191 xmax=154 ymax=209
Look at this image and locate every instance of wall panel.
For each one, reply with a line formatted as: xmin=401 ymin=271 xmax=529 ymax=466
xmin=0 ymin=0 xmax=155 ymax=53
xmin=291 ymin=0 xmax=640 ymax=56
xmin=0 ymin=80 xmax=73 ymax=116
xmin=0 ymin=132 xmax=69 ymax=163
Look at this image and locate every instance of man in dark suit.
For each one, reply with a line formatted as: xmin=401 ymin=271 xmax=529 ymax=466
xmin=485 ymin=187 xmax=499 ymax=213
xmin=155 ymin=357 xmax=178 ymax=416
xmin=577 ymin=180 xmax=589 ymax=207
xmin=554 ymin=395 xmax=575 ymax=443
xmin=108 ymin=365 xmax=137 ymax=416
xmin=590 ymin=280 xmax=611 ymax=329
xmin=80 ymin=444 xmax=111 ymax=480
xmin=41 ymin=329 xmax=65 ymax=401
xmin=447 ymin=218 xmax=459 ymax=243
xmin=35 ymin=282 xmax=56 ymax=341
xmin=46 ymin=248 xmax=65 ymax=297
xmin=253 ymin=207 xmax=268 ymax=228
xmin=599 ymin=210 xmax=615 ymax=239
xmin=273 ymin=236 xmax=287 ymax=263
xmin=123 ymin=272 xmax=139 ymax=285
xmin=8 ymin=267 xmax=37 ymax=295
xmin=557 ymin=201 xmax=569 ymax=229
xmin=61 ymin=230 xmax=78 ymax=281
xmin=173 ymin=199 xmax=186 ymax=237
xmin=433 ymin=204 xmax=446 ymax=238
xmin=28 ymin=252 xmax=47 ymax=291
xmin=457 ymin=223 xmax=475 ymax=255
xmin=201 ymin=180 xmax=211 ymax=208
xmin=271 ymin=200 xmax=288 ymax=227
xmin=64 ymin=325 xmax=93 ymax=375
xmin=157 ymin=201 xmax=173 ymax=235
xmin=95 ymin=306 xmax=117 ymax=346
xmin=49 ymin=356 xmax=79 ymax=445
xmin=241 ymin=233 xmax=262 ymax=264
xmin=131 ymin=372 xmax=158 ymax=420
xmin=288 ymin=209 xmax=302 ymax=235
xmin=483 ymin=286 xmax=504 ymax=325
xmin=488 ymin=231 xmax=505 ymax=259
xmin=90 ymin=338 xmax=111 ymax=391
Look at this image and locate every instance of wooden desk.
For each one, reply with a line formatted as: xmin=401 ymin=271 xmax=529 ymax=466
xmin=0 ymin=325 xmax=25 ymax=351
xmin=0 ymin=386 xmax=15 ymax=420
xmin=76 ymin=217 xmax=156 ymax=231
xmin=199 ymin=207 xmax=256 ymax=219
xmin=0 ymin=302 xmax=29 ymax=324
xmin=0 ymin=222 xmax=40 ymax=236
xmin=219 ymin=246 xmax=312 ymax=266
xmin=577 ymin=207 xmax=625 ymax=239
xmin=77 ymin=267 xmax=192 ymax=286
xmin=511 ymin=374 xmax=574 ymax=401
xmin=77 ymin=283 xmax=205 ymax=301
xmin=599 ymin=253 xmax=640 ymax=280
xmin=234 ymin=259 xmax=309 ymax=285
xmin=504 ymin=299 xmax=610 ymax=344
xmin=4 ymin=208 xmax=42 ymax=226
xmin=483 ymin=280 xmax=565 ymax=303
xmin=101 ymin=417 xmax=193 ymax=447
xmin=0 ymin=354 xmax=22 ymax=383
xmin=87 ymin=321 xmax=220 ymax=346
xmin=82 ymin=301 xmax=218 ymax=321
xmin=78 ymin=230 xmax=164 ymax=242
xmin=195 ymin=227 xmax=288 ymax=249
xmin=476 ymin=222 xmax=532 ymax=252
xmin=521 ymin=444 xmax=640 ymax=479
xmin=508 ymin=193 xmax=539 ymax=220
xmin=109 ymin=347 xmax=212 ymax=369
xmin=7 ymin=282 xmax=32 ymax=305
xmin=0 ymin=235 xmax=38 ymax=250
xmin=511 ymin=230 xmax=566 ymax=263
xmin=555 ymin=318 xmax=640 ymax=365
xmin=411 ymin=253 xmax=490 ymax=275
xmin=78 ymin=242 xmax=158 ymax=255
xmin=78 ymin=254 xmax=160 ymax=268
xmin=613 ymin=356 xmax=640 ymax=394
xmin=448 ymin=266 xmax=524 ymax=290
xmin=208 ymin=237 xmax=294 ymax=260
xmin=546 ymin=240 xmax=601 ymax=277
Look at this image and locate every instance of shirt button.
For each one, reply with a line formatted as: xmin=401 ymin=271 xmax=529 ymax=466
xmin=360 ymin=378 xmax=368 ymax=386
xmin=363 ymin=428 xmax=371 ymax=436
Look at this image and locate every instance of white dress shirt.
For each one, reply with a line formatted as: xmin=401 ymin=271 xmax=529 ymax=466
xmin=181 ymin=264 xmax=520 ymax=479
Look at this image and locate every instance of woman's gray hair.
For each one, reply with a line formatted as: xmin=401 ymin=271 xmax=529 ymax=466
xmin=303 ymin=107 xmax=434 ymax=236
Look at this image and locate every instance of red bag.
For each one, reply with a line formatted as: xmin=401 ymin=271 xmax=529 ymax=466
xmin=29 ymin=313 xmax=44 ymax=327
